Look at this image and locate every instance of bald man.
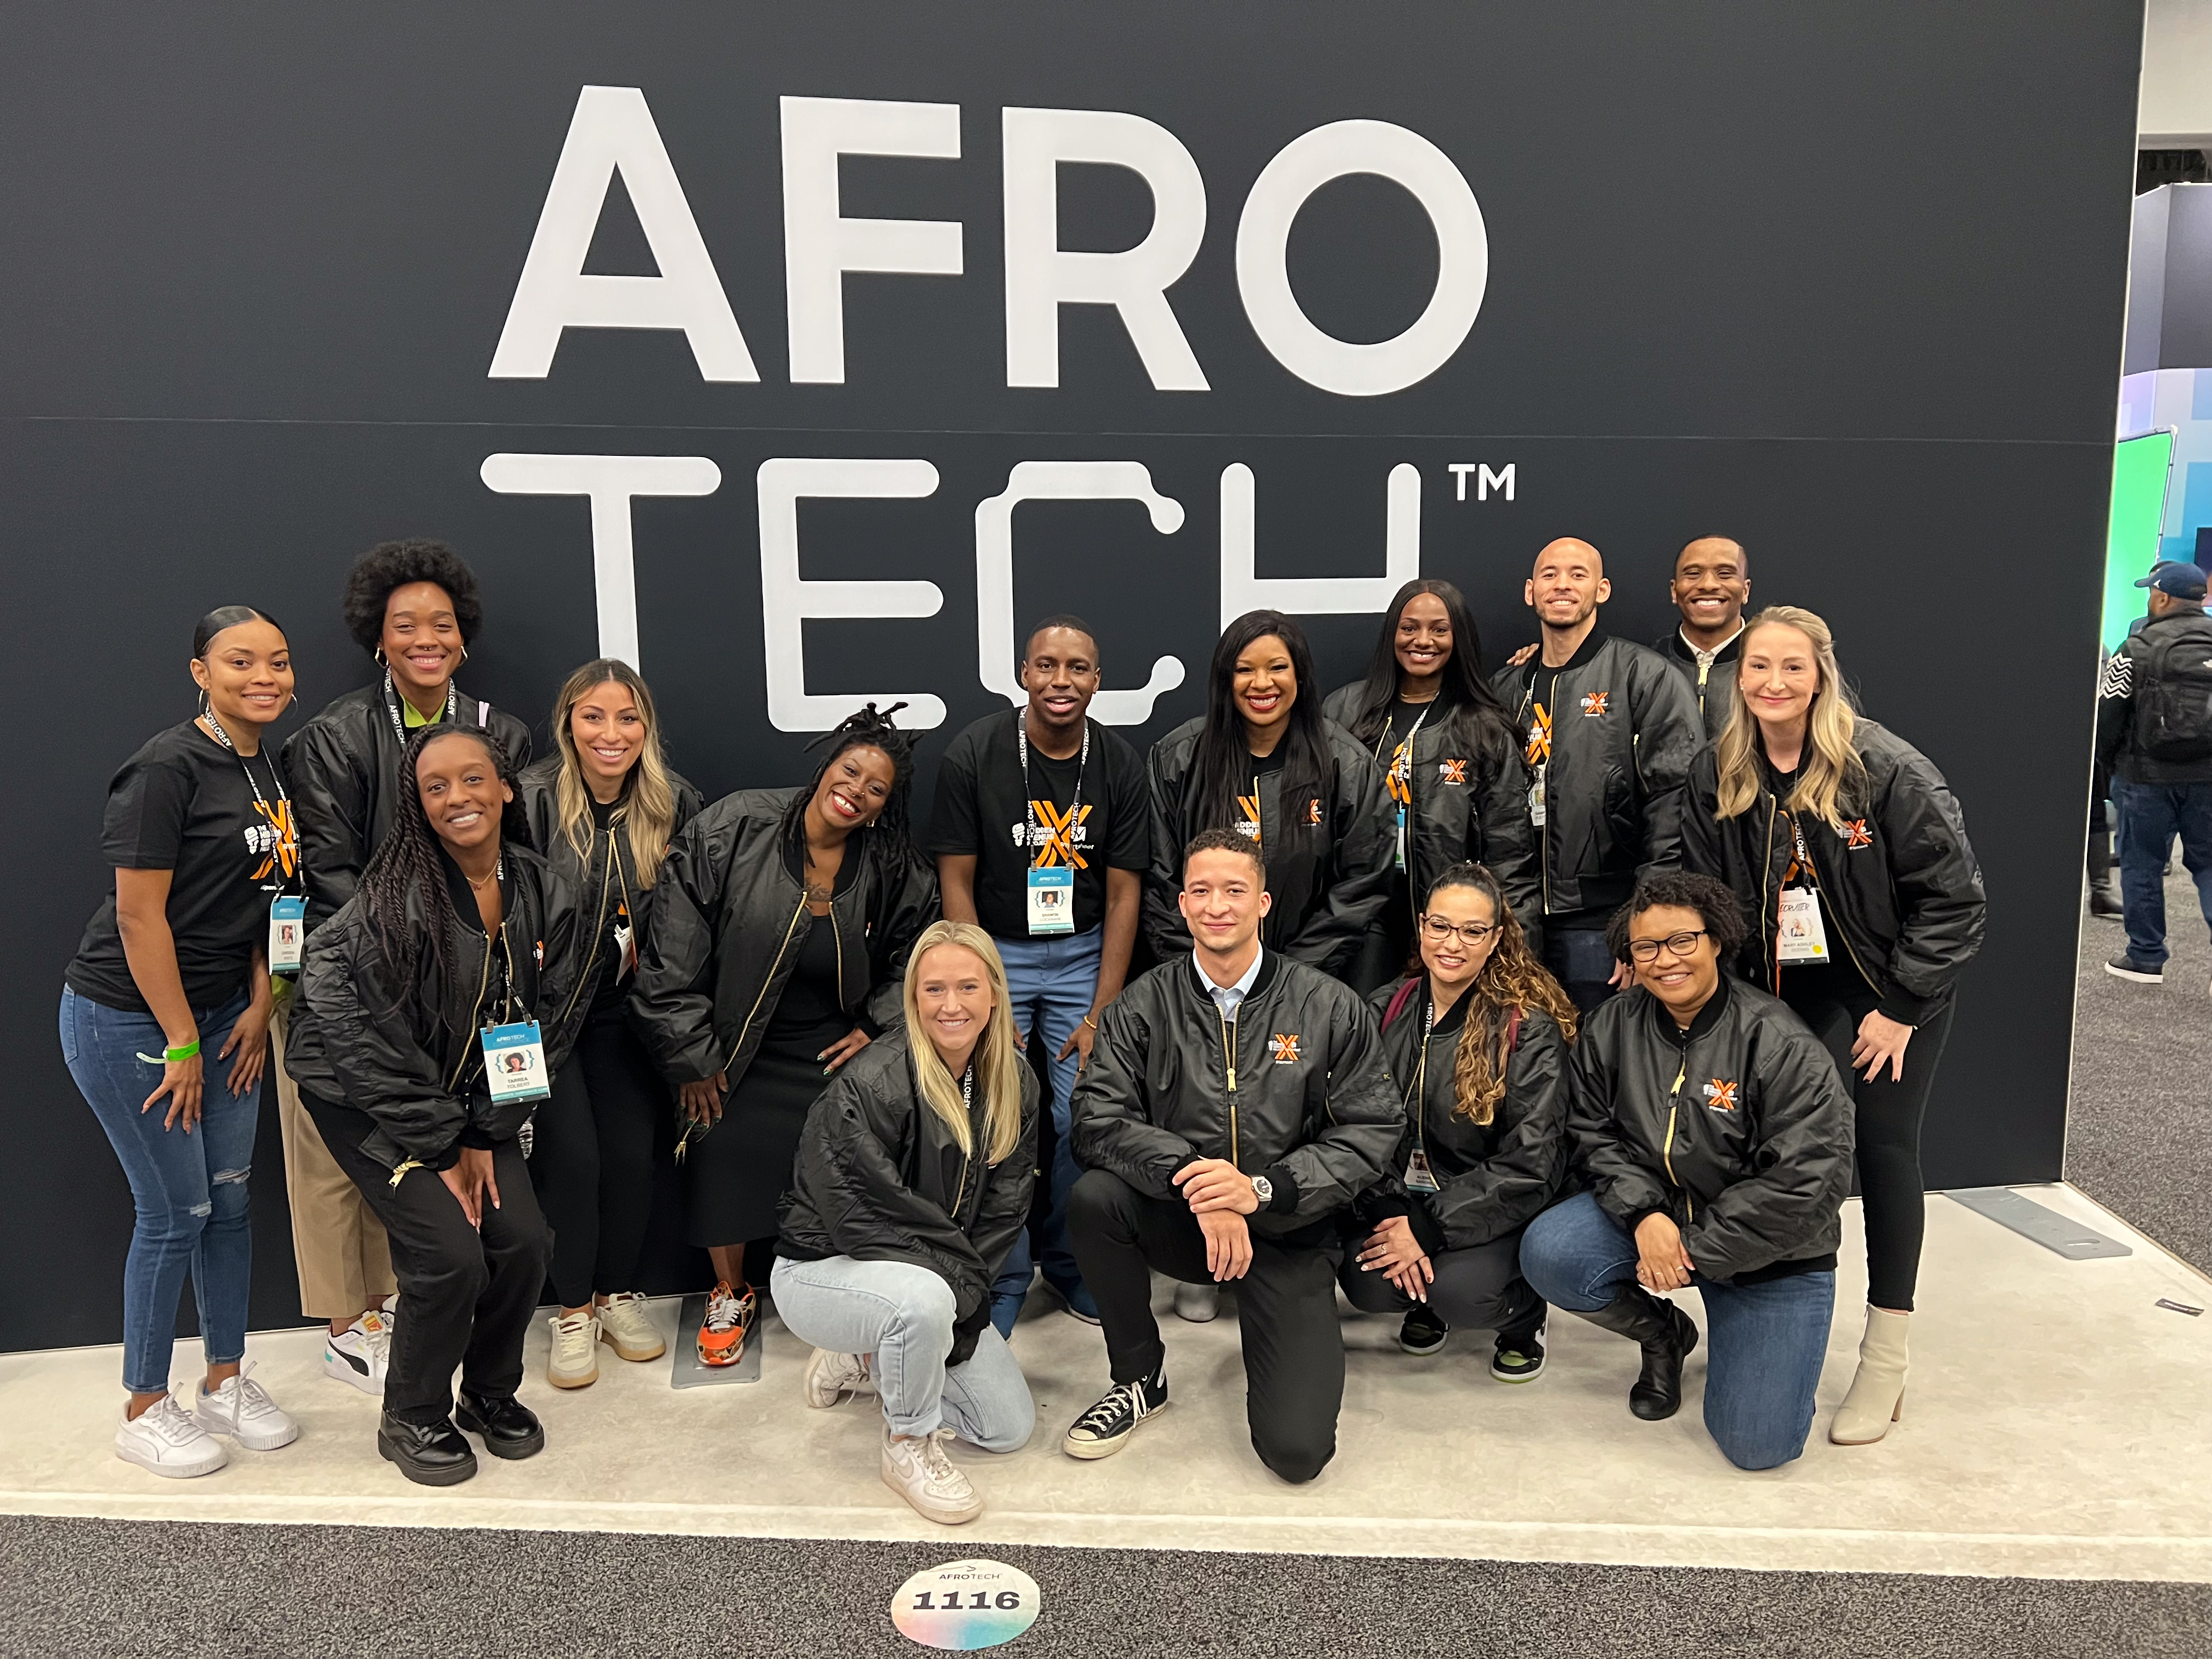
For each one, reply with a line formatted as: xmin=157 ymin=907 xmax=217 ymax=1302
xmin=1658 ymin=537 xmax=1751 ymax=743
xmin=1493 ymin=538 xmax=1701 ymax=1012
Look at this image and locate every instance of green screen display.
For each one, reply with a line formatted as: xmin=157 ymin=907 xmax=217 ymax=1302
xmin=2103 ymin=430 xmax=2177 ymax=652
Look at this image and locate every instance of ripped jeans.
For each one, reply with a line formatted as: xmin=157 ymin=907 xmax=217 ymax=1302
xmin=61 ymin=984 xmax=259 ymax=1394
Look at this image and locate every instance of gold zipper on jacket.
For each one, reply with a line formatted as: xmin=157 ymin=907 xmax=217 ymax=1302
xmin=557 ymin=830 xmax=618 ymax=1026
xmin=725 ymin=888 xmax=810 ymax=1075
xmin=1662 ymin=1057 xmax=1692 ymax=1224
xmin=1215 ymin=1004 xmax=1240 ymax=1167
xmin=1783 ymin=806 xmax=1883 ymax=998
xmin=445 ymin=926 xmax=495 ymax=1093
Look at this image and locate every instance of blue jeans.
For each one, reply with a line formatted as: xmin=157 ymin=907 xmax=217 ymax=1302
xmin=2114 ymin=776 xmax=2212 ymax=968
xmin=988 ymin=928 xmax=1102 ymax=1331
xmin=1521 ymin=1192 xmax=1835 ymax=1471
xmin=770 ymin=1255 xmax=1035 ymax=1448
xmin=60 ymin=984 xmax=259 ymax=1395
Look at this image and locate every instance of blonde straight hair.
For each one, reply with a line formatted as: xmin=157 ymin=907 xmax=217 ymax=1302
xmin=1713 ymin=605 xmax=1866 ymax=832
xmin=550 ymin=658 xmax=679 ymax=885
xmin=901 ymin=921 xmax=1025 ymax=1165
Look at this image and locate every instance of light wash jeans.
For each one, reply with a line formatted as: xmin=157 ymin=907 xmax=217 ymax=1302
xmin=61 ymin=983 xmax=259 ymax=1395
xmin=1520 ymin=1191 xmax=1835 ymax=1471
xmin=770 ymin=1255 xmax=1035 ymax=1448
xmin=988 ymin=927 xmax=1103 ymax=1330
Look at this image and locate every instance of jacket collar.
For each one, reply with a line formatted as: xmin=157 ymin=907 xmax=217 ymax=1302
xmin=1647 ymin=970 xmax=1731 ymax=1048
xmin=1184 ymin=944 xmax=1282 ymax=1008
xmin=1669 ymin=623 xmax=1744 ymax=666
xmin=1534 ymin=627 xmax=1610 ymax=678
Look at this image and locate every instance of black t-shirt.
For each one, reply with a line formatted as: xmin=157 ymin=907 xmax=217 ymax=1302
xmin=928 ymin=709 xmax=1150 ymax=940
xmin=584 ymin=797 xmax=629 ymax=1017
xmin=67 ymin=721 xmax=296 ymax=1013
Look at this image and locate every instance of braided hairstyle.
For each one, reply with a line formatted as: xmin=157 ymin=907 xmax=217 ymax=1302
xmin=1421 ymin=862 xmax=1579 ymax=1125
xmin=358 ymin=723 xmax=527 ymax=1017
xmin=780 ymin=701 xmax=919 ymax=856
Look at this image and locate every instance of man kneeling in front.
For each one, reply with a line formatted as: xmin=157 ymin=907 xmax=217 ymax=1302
xmin=1061 ymin=828 xmax=1402 ymax=1482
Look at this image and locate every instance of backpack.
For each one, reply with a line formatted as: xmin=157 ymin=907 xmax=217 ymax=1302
xmin=2135 ymin=619 xmax=2212 ymax=763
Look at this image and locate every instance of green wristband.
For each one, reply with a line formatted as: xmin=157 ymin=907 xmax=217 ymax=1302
xmin=164 ymin=1039 xmax=201 ymax=1064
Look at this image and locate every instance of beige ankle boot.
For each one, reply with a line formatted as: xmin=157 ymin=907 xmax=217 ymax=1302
xmin=1830 ymin=1306 xmax=1909 ymax=1444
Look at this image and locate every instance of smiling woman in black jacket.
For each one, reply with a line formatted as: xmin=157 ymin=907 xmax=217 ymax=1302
xmin=1346 ymin=863 xmax=1575 ymax=1381
xmin=773 ymin=921 xmax=1039 ymax=1527
xmin=1519 ymin=872 xmax=1853 ymax=1472
xmin=1680 ymin=606 xmax=1984 ymax=1448
xmin=286 ymin=724 xmax=582 ymax=1487
xmin=631 ymin=703 xmax=938 ymax=1376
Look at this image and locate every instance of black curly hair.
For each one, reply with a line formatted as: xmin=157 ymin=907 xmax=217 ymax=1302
xmin=1605 ymin=870 xmax=1748 ymax=966
xmin=781 ymin=702 xmax=919 ymax=848
xmin=341 ymin=539 xmax=487 ymax=657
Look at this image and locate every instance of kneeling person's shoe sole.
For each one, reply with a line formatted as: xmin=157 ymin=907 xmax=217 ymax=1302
xmin=1491 ymin=1331 xmax=1547 ymax=1383
xmin=1397 ymin=1307 xmax=1449 ymax=1356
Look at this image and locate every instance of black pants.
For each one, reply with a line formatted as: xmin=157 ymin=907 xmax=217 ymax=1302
xmin=528 ymin=1004 xmax=666 ymax=1308
xmin=307 ymin=1094 xmax=552 ymax=1426
xmin=1780 ymin=974 xmax=1955 ymax=1312
xmin=1336 ymin=1226 xmax=1544 ymax=1338
xmin=1066 ymin=1168 xmax=1343 ymax=1485
xmin=1543 ymin=917 xmax=1618 ymax=1015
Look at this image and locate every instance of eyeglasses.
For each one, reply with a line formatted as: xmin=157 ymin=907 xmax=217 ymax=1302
xmin=1626 ymin=929 xmax=1709 ymax=963
xmin=1420 ymin=915 xmax=1499 ymax=947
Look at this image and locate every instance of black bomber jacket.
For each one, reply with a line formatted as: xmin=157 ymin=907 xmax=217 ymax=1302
xmin=1679 ymin=720 xmax=1985 ymax=1026
xmin=1493 ymin=632 xmax=1703 ymax=918
xmin=285 ymin=843 xmax=584 ymax=1175
xmin=1070 ymin=949 xmax=1403 ymax=1237
xmin=777 ymin=1031 xmax=1039 ymax=1359
xmin=1354 ymin=979 xmax=1568 ymax=1254
xmin=629 ymin=788 xmax=939 ymax=1102
xmin=1322 ymin=685 xmax=1542 ymax=953
xmin=1567 ymin=977 xmax=1854 ymax=1283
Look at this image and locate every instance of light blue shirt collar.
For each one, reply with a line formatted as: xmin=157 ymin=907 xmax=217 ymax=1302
xmin=1193 ymin=943 xmax=1264 ymax=1022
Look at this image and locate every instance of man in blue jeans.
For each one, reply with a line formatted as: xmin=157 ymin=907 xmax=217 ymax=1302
xmin=930 ymin=617 xmax=1150 ymax=1329
xmin=1520 ymin=871 xmax=1854 ymax=1470
xmin=2096 ymin=560 xmax=2212 ymax=992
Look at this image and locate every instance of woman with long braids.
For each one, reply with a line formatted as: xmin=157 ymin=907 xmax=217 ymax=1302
xmin=1325 ymin=580 xmax=1538 ymax=990
xmin=518 ymin=660 xmax=704 ymax=1389
xmin=634 ymin=704 xmax=939 ymax=1372
xmin=1681 ymin=606 xmax=1983 ymax=1447
xmin=63 ymin=607 xmax=302 ymax=1476
xmin=1345 ymin=863 xmax=1575 ymax=1380
xmin=285 ymin=724 xmax=582 ymax=1487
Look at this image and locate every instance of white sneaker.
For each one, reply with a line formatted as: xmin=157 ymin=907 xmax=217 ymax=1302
xmin=1175 ymin=1282 xmax=1220 ymax=1323
xmin=116 ymin=1394 xmax=228 ymax=1479
xmin=803 ymin=1347 xmax=877 ymax=1408
xmin=547 ymin=1309 xmax=600 ymax=1389
xmin=881 ymin=1426 xmax=980 ymax=1525
xmin=324 ymin=1310 xmax=391 ymax=1395
xmin=595 ymin=1293 xmax=666 ymax=1362
xmin=194 ymin=1364 xmax=299 ymax=1452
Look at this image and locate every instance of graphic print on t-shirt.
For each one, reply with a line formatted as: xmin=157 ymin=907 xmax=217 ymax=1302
xmin=1235 ymin=793 xmax=1262 ymax=840
xmin=1007 ymin=800 xmax=1094 ymax=868
xmin=245 ymin=797 xmax=299 ymax=883
xmin=1525 ymin=704 xmax=1553 ymax=766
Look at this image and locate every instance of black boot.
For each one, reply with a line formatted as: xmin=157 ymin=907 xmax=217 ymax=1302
xmin=1572 ymin=1286 xmax=1699 ymax=1420
xmin=377 ymin=1412 xmax=478 ymax=1486
xmin=456 ymin=1390 xmax=546 ymax=1460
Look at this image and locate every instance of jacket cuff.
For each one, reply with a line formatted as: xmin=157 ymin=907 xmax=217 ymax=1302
xmin=855 ymin=1009 xmax=885 ymax=1040
xmin=1260 ymin=1164 xmax=1301 ymax=1215
xmin=1877 ymin=987 xmax=1936 ymax=1027
xmin=1623 ymin=1204 xmax=1672 ymax=1235
xmin=1404 ymin=1201 xmax=1447 ymax=1258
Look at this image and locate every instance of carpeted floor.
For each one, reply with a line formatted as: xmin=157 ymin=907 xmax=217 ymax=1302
xmin=2067 ymin=864 xmax=2212 ymax=1272
xmin=5 ymin=1514 xmax=2208 ymax=1658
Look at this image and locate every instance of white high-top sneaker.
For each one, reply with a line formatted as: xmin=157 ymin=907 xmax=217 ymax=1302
xmin=595 ymin=1293 xmax=666 ymax=1362
xmin=116 ymin=1394 xmax=228 ymax=1479
xmin=194 ymin=1364 xmax=299 ymax=1451
xmin=881 ymin=1425 xmax=980 ymax=1525
xmin=546 ymin=1308 xmax=600 ymax=1389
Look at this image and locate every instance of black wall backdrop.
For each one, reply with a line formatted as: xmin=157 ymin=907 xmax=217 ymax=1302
xmin=0 ymin=4 xmax=2141 ymax=1352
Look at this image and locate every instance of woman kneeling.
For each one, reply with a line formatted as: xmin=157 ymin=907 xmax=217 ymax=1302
xmin=1520 ymin=872 xmax=1852 ymax=1471
xmin=773 ymin=921 xmax=1040 ymax=1524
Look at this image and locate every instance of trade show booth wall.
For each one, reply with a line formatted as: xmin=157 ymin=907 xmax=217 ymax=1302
xmin=0 ymin=3 xmax=2143 ymax=1351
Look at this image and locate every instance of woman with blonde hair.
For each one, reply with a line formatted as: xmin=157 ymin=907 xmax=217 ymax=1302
xmin=517 ymin=659 xmax=704 ymax=1388
xmin=1682 ymin=605 xmax=1984 ymax=1447
xmin=1344 ymin=864 xmax=1576 ymax=1380
xmin=771 ymin=921 xmax=1040 ymax=1525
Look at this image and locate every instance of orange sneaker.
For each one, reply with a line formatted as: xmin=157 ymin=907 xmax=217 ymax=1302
xmin=697 ymin=1281 xmax=756 ymax=1368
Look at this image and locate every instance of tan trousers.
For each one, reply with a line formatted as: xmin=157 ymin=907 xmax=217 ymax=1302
xmin=271 ymin=1000 xmax=396 ymax=1319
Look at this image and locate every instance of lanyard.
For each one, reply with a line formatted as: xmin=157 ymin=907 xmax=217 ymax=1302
xmin=1017 ymin=715 xmax=1088 ymax=867
xmin=382 ymin=668 xmax=456 ymax=745
xmin=1408 ymin=991 xmax=1434 ymax=1155
xmin=1384 ymin=703 xmax=1430 ymax=806
xmin=200 ymin=710 xmax=296 ymax=887
xmin=1786 ymin=811 xmax=1816 ymax=885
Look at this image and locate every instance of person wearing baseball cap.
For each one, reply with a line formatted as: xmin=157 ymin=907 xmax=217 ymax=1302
xmin=2096 ymin=560 xmax=2212 ymax=990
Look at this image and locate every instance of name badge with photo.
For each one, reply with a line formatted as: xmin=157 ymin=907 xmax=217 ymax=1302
xmin=482 ymin=1019 xmax=551 ymax=1103
xmin=1776 ymin=888 xmax=1830 ymax=964
xmin=1528 ymin=765 xmax=1547 ymax=828
xmin=615 ymin=917 xmax=637 ymax=979
xmin=1025 ymin=865 xmax=1075 ymax=935
xmin=1404 ymin=1147 xmax=1441 ymax=1193
xmin=268 ymin=894 xmax=306 ymax=974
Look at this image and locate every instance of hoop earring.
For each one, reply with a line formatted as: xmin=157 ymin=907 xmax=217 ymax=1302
xmin=374 ymin=646 xmax=386 ymax=665
xmin=459 ymin=645 xmax=469 ymax=665
xmin=196 ymin=687 xmax=209 ymax=716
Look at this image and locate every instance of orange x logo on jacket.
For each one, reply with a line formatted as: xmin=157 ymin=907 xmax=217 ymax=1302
xmin=1271 ymin=1033 xmax=1301 ymax=1064
xmin=1844 ymin=819 xmax=1874 ymax=849
xmin=1580 ymin=691 xmax=1609 ymax=718
xmin=1706 ymin=1079 xmax=1739 ymax=1111
xmin=1438 ymin=757 xmax=1468 ymax=786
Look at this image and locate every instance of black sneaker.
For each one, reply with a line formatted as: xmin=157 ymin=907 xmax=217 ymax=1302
xmin=1491 ymin=1327 xmax=1547 ymax=1383
xmin=2104 ymin=956 xmax=2164 ymax=984
xmin=1397 ymin=1305 xmax=1449 ymax=1356
xmin=1063 ymin=1369 xmax=1168 ymax=1460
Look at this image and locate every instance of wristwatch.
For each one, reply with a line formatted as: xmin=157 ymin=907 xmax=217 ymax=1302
xmin=1249 ymin=1174 xmax=1273 ymax=1209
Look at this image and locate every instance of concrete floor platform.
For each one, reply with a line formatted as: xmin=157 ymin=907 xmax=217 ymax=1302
xmin=3 ymin=1187 xmax=2206 ymax=1582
